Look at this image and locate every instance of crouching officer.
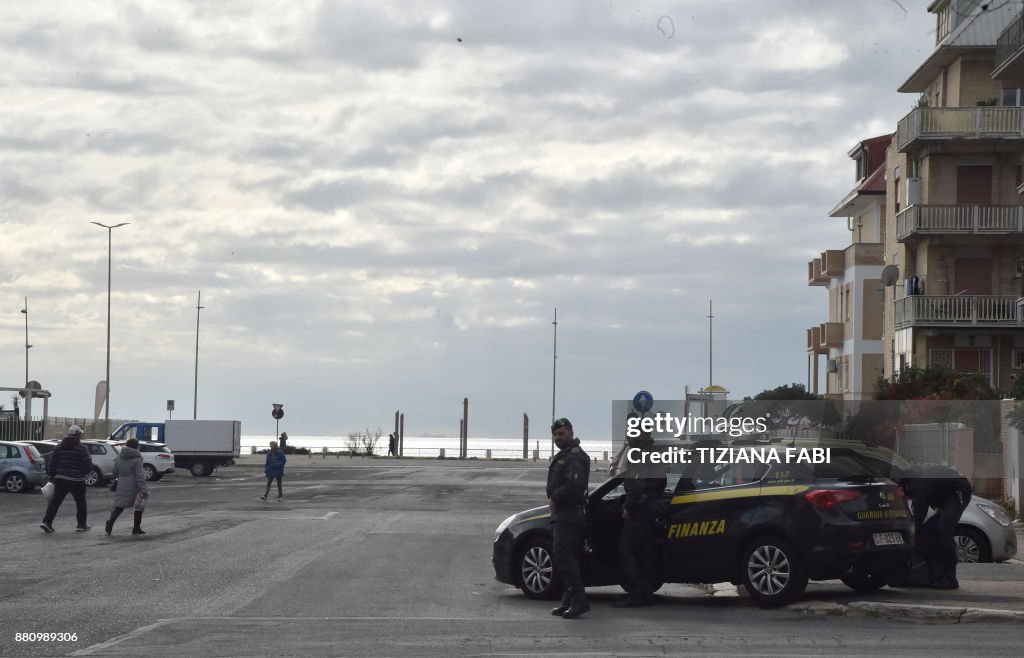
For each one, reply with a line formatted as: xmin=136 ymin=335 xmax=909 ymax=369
xmin=894 ymin=463 xmax=972 ymax=589
xmin=615 ymin=430 xmax=666 ymax=607
xmin=547 ymin=417 xmax=591 ymax=619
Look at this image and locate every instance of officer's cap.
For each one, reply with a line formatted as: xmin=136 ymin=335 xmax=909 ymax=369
xmin=551 ymin=417 xmax=573 ymax=432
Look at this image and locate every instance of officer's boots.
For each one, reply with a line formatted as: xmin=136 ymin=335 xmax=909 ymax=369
xmin=550 ymin=591 xmax=571 ymax=616
xmin=561 ymin=588 xmax=590 ymax=619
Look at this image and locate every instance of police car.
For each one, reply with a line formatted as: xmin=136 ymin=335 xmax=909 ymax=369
xmin=492 ymin=438 xmax=915 ymax=607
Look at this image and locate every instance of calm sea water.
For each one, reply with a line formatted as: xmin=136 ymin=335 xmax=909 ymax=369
xmin=244 ymin=435 xmax=617 ymax=459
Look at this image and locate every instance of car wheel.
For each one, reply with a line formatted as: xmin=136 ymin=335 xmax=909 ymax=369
xmin=2 ymin=472 xmax=28 ymax=493
xmin=740 ymin=536 xmax=808 ymax=608
xmin=189 ymin=462 xmax=212 ymax=477
xmin=152 ymin=473 xmax=164 ymax=482
xmin=83 ymin=468 xmax=102 ymax=487
xmin=516 ymin=537 xmax=561 ymax=600
xmin=955 ymin=526 xmax=991 ymax=563
xmin=143 ymin=464 xmax=157 ymax=481
xmin=840 ymin=571 xmax=889 ymax=593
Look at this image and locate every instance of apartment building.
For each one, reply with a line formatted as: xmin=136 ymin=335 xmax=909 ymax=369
xmin=806 ymin=137 xmax=887 ymax=400
xmin=882 ymin=0 xmax=1024 ymax=394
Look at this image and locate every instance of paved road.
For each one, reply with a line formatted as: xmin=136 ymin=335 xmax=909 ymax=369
xmin=1 ymin=460 xmax=1022 ymax=656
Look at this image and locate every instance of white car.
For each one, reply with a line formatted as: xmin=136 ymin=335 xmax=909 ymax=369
xmin=111 ymin=440 xmax=175 ymax=481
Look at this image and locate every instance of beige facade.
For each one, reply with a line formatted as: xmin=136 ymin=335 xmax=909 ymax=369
xmin=881 ymin=0 xmax=1024 ymax=394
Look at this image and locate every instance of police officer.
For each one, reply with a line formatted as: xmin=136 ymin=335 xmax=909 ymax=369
xmin=894 ymin=463 xmax=972 ymax=589
xmin=614 ymin=430 xmax=666 ymax=607
xmin=547 ymin=417 xmax=591 ymax=619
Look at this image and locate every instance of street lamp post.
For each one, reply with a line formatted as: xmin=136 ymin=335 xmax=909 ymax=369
xmin=550 ymin=307 xmax=557 ymax=457
xmin=194 ymin=290 xmax=204 ymax=419
xmin=20 ymin=297 xmax=31 ymax=387
xmin=90 ymin=221 xmax=130 ymax=423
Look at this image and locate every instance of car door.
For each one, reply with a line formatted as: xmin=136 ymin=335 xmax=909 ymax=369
xmin=663 ymin=458 xmax=768 ymax=583
xmin=0 ymin=443 xmax=11 ymax=480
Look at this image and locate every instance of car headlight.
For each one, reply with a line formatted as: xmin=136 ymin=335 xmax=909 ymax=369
xmin=495 ymin=514 xmax=516 ymax=540
xmin=977 ymin=503 xmax=1012 ymax=527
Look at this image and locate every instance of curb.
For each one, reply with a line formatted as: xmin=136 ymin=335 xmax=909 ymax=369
xmin=791 ymin=600 xmax=1024 ymax=624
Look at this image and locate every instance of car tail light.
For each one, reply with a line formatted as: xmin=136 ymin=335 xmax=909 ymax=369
xmin=804 ymin=489 xmax=861 ymax=511
xmin=25 ymin=448 xmax=37 ymax=465
xmin=893 ymin=487 xmax=906 ymax=500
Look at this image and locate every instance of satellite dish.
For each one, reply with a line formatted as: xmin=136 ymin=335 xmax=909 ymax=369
xmin=880 ymin=265 xmax=900 ymax=287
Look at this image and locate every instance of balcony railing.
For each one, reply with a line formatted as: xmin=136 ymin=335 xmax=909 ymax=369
xmin=896 ymin=107 xmax=1024 ymax=151
xmin=896 ymin=205 xmax=1024 ymax=240
xmin=894 ymin=295 xmax=1021 ymax=329
xmin=995 ymin=11 xmax=1024 ymax=76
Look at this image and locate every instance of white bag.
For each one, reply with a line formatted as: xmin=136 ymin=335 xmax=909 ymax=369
xmin=41 ymin=482 xmax=54 ymax=500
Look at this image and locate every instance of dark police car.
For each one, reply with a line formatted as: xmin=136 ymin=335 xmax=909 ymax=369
xmin=493 ymin=439 xmax=914 ymax=607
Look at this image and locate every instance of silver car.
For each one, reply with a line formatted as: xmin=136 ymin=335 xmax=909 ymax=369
xmin=956 ymin=496 xmax=1017 ymax=563
xmin=0 ymin=441 xmax=48 ymax=493
xmin=80 ymin=440 xmax=120 ymax=487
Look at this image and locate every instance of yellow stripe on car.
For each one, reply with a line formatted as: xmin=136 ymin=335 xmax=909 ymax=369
xmin=670 ymin=485 xmax=810 ymax=505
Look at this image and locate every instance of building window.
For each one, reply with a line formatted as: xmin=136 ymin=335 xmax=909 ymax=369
xmin=845 ymin=285 xmax=851 ymax=321
xmin=1003 ymin=88 xmax=1024 ymax=107
xmin=936 ymin=3 xmax=950 ymax=43
xmin=1013 ymin=349 xmax=1024 ymax=369
xmin=894 ymin=177 xmax=901 ymax=214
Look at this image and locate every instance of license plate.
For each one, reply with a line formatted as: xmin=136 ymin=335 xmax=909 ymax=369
xmin=873 ymin=532 xmax=904 ymax=546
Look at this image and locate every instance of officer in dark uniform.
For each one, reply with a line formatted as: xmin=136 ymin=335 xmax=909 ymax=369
xmin=546 ymin=417 xmax=591 ymax=619
xmin=614 ymin=430 xmax=666 ymax=607
xmin=893 ymin=463 xmax=973 ymax=589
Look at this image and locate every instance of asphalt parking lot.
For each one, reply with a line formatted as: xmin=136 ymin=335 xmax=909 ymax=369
xmin=1 ymin=457 xmax=1023 ymax=657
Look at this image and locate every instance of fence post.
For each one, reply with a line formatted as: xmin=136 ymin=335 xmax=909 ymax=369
xmin=486 ymin=449 xmax=492 ymax=459
xmin=440 ymin=448 xmax=446 ymax=458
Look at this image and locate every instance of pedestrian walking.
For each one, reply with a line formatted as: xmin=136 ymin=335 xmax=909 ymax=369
xmin=892 ymin=463 xmax=973 ymax=589
xmin=388 ymin=433 xmax=397 ymax=456
xmin=104 ymin=438 xmax=149 ymax=536
xmin=261 ymin=440 xmax=286 ymax=501
xmin=40 ymin=425 xmax=93 ymax=533
xmin=279 ymin=432 xmax=288 ymax=449
xmin=614 ymin=431 xmax=666 ymax=608
xmin=546 ymin=417 xmax=591 ymax=619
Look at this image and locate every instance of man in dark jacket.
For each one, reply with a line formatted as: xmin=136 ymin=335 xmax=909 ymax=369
xmin=261 ymin=440 xmax=287 ymax=501
xmin=894 ymin=463 xmax=972 ymax=588
xmin=615 ymin=431 xmax=667 ymax=607
xmin=41 ymin=425 xmax=93 ymax=533
xmin=546 ymin=417 xmax=591 ymax=619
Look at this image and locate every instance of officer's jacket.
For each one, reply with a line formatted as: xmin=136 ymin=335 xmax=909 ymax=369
xmin=546 ymin=439 xmax=590 ymax=522
xmin=899 ymin=463 xmax=972 ymax=527
xmin=621 ymin=438 xmax=666 ymax=512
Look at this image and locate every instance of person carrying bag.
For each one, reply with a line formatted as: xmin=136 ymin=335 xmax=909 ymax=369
xmin=104 ymin=438 xmax=149 ymax=536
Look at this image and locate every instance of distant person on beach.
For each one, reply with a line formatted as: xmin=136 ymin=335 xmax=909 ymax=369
xmin=388 ymin=433 xmax=397 ymax=456
xmin=261 ymin=441 xmax=287 ymax=501
xmin=105 ymin=437 xmax=149 ymax=536
xmin=279 ymin=432 xmax=288 ymax=449
xmin=40 ymin=425 xmax=93 ymax=533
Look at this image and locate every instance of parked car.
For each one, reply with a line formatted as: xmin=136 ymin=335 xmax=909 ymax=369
xmin=0 ymin=441 xmax=48 ymax=493
xmin=79 ymin=440 xmax=120 ymax=487
xmin=954 ymin=496 xmax=1016 ymax=563
xmin=111 ymin=440 xmax=175 ymax=481
xmin=22 ymin=440 xmax=58 ymax=468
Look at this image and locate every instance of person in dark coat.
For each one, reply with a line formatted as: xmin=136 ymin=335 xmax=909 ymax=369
xmin=546 ymin=417 xmax=591 ymax=619
xmin=261 ymin=440 xmax=287 ymax=501
xmin=388 ymin=433 xmax=397 ymax=456
xmin=615 ymin=431 xmax=667 ymax=608
xmin=105 ymin=438 xmax=149 ymax=535
xmin=893 ymin=463 xmax=973 ymax=588
xmin=41 ymin=425 xmax=93 ymax=533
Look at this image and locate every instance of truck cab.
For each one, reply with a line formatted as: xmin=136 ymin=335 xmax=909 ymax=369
xmin=110 ymin=423 xmax=165 ymax=443
xmin=109 ymin=420 xmax=240 ymax=477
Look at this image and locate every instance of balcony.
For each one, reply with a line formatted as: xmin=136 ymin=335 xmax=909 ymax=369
xmin=896 ymin=205 xmax=1024 ymax=241
xmin=894 ymin=295 xmax=1021 ymax=329
xmin=895 ymin=107 xmax=1024 ymax=152
xmin=819 ymin=322 xmax=843 ymax=348
xmin=806 ymin=326 xmax=825 ymax=354
xmin=995 ymin=11 xmax=1024 ymax=79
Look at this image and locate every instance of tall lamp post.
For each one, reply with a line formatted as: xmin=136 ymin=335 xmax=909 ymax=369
xmin=90 ymin=221 xmax=130 ymax=423
xmin=20 ymin=297 xmax=31 ymax=387
xmin=194 ymin=290 xmax=204 ymax=419
xmin=550 ymin=307 xmax=557 ymax=457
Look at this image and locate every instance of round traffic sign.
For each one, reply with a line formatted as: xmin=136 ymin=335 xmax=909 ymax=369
xmin=632 ymin=390 xmax=654 ymax=413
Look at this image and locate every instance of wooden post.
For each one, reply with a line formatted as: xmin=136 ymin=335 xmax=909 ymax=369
xmin=523 ymin=413 xmax=529 ymax=460
xmin=459 ymin=418 xmax=464 ymax=457
xmin=399 ymin=413 xmax=404 ymax=457
xmin=394 ymin=410 xmax=399 ymax=445
xmin=462 ymin=397 xmax=469 ymax=458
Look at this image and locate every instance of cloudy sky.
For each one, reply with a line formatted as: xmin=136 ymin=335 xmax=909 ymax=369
xmin=0 ymin=1 xmax=938 ymax=441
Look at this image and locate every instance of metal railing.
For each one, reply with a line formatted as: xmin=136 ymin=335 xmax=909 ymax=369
xmin=894 ymin=294 xmax=1020 ymax=328
xmin=896 ymin=107 xmax=1024 ymax=150
xmin=996 ymin=10 xmax=1024 ymax=75
xmin=896 ymin=205 xmax=1024 ymax=240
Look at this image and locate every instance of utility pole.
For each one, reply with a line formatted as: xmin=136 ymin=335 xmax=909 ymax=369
xmin=20 ymin=297 xmax=30 ymax=387
xmin=551 ymin=307 xmax=557 ymax=457
xmin=90 ymin=221 xmax=130 ymax=422
xmin=193 ymin=290 xmax=204 ymax=419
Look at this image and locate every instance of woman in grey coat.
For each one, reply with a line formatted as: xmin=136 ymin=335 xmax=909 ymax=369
xmin=105 ymin=438 xmax=149 ymax=535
